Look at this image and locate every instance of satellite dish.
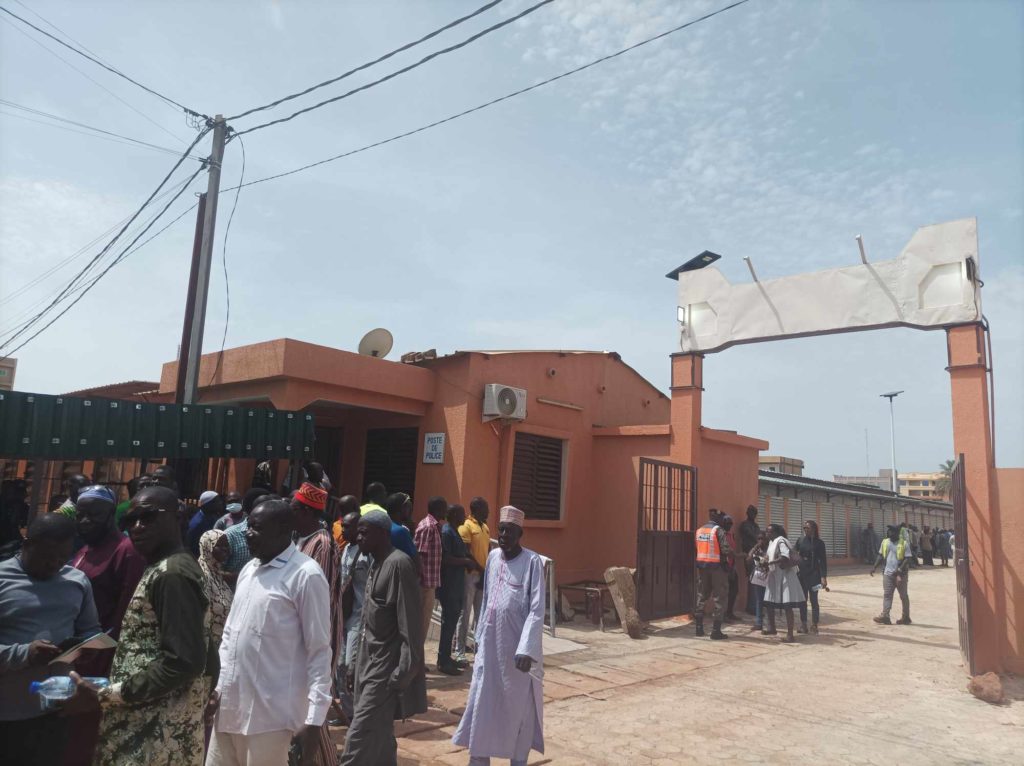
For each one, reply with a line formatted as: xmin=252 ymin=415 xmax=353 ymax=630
xmin=358 ymin=328 xmax=394 ymax=359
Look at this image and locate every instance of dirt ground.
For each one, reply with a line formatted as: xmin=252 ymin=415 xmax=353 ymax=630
xmin=330 ymin=564 xmax=1023 ymax=765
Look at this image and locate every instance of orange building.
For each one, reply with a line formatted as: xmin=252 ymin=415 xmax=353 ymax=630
xmin=65 ymin=338 xmax=765 ymax=618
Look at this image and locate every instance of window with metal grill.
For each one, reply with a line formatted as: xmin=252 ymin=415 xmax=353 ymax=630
xmin=362 ymin=427 xmax=418 ymax=499
xmin=509 ymin=432 xmax=565 ymax=521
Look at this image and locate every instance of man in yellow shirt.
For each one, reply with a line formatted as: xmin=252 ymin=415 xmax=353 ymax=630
xmin=454 ymin=497 xmax=491 ymax=663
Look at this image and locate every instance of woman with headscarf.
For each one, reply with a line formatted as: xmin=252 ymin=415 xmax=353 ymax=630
xmin=763 ymin=524 xmax=804 ymax=642
xmin=198 ymin=529 xmax=233 ymax=655
xmin=198 ymin=529 xmax=233 ymax=752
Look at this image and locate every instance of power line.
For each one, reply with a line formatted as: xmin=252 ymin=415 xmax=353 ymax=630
xmin=12 ymin=0 xmax=117 ymax=70
xmin=0 ymin=168 xmax=203 ymax=357
xmin=0 ymin=99 xmax=205 ymax=158
xmin=0 ymin=14 xmax=189 ymax=145
xmin=0 ymin=5 xmax=204 ymax=119
xmin=228 ymin=0 xmax=506 ymax=121
xmin=0 ymin=173 xmax=200 ymax=311
xmin=229 ymin=0 xmax=751 ymax=191
xmin=234 ymin=0 xmax=555 ymax=137
xmin=0 ymin=128 xmax=209 ymax=352
xmin=202 ymin=133 xmax=246 ymax=394
xmin=0 ymin=175 xmax=199 ymax=339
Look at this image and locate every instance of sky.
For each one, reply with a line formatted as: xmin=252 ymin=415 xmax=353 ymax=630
xmin=1 ymin=0 xmax=1021 ymax=481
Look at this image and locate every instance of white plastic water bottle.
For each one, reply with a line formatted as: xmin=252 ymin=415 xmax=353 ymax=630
xmin=29 ymin=676 xmax=109 ymax=711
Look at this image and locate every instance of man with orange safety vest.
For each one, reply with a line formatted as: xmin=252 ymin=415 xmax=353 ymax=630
xmin=694 ymin=509 xmax=733 ymax=640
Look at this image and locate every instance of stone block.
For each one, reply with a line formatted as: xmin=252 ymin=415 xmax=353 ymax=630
xmin=967 ymin=672 xmax=1005 ymax=704
xmin=604 ymin=566 xmax=647 ymax=638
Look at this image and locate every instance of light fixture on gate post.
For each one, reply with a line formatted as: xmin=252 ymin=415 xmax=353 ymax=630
xmin=880 ymin=390 xmax=904 ymax=494
xmin=665 ymin=250 xmax=722 ymax=280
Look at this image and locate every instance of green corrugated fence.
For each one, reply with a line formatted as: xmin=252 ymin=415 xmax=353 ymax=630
xmin=0 ymin=390 xmax=314 ymax=460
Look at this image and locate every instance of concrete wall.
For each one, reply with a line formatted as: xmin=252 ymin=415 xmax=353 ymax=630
xmin=408 ymin=352 xmax=672 ymax=583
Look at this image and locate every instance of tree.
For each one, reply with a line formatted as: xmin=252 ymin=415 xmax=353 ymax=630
xmin=935 ymin=458 xmax=956 ymax=497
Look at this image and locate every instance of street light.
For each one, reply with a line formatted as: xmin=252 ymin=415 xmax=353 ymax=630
xmin=880 ymin=390 xmax=904 ymax=493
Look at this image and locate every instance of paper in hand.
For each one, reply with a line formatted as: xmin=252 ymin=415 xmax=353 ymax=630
xmin=49 ymin=632 xmax=117 ymax=664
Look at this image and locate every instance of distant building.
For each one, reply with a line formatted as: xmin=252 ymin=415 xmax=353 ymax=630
xmin=0 ymin=357 xmax=16 ymax=391
xmin=833 ymin=468 xmax=948 ymax=500
xmin=759 ymin=455 xmax=804 ymax=476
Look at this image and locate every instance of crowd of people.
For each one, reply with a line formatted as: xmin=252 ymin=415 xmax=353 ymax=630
xmin=697 ymin=505 xmax=937 ymax=642
xmin=859 ymin=521 xmax=954 ymax=567
xmin=0 ymin=464 xmax=547 ymax=766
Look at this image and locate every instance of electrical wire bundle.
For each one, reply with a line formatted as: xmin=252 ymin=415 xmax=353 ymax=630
xmin=0 ymin=0 xmax=752 ymax=356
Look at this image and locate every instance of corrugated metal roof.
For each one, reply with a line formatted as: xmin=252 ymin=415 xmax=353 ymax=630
xmin=758 ymin=470 xmax=953 ymax=509
xmin=63 ymin=381 xmax=160 ymax=398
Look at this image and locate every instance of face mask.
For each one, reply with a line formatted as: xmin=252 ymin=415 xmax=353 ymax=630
xmin=226 ymin=503 xmax=243 ymax=514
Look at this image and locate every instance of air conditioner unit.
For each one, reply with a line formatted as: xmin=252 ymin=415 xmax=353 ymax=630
xmin=482 ymin=383 xmax=527 ymax=422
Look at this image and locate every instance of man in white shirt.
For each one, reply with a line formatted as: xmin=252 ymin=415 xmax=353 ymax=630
xmin=204 ymin=499 xmax=333 ymax=766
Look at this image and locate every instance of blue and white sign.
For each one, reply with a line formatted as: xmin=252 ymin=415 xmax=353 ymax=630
xmin=423 ymin=432 xmax=445 ymax=464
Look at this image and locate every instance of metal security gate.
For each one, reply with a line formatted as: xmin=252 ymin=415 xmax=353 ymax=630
xmin=636 ymin=458 xmax=696 ymax=620
xmin=951 ymin=454 xmax=974 ymax=674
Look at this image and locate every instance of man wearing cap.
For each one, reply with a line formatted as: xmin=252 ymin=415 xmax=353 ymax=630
xmin=291 ymin=482 xmax=343 ymax=764
xmin=188 ymin=491 xmax=225 ymax=558
xmin=66 ymin=486 xmax=146 ymax=766
xmin=341 ymin=510 xmax=426 ymax=766
xmin=453 ymin=506 xmax=545 ymax=766
xmin=67 ymin=485 xmax=211 ymax=766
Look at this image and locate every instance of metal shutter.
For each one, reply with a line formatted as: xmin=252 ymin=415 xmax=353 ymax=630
xmin=769 ymin=497 xmax=785 ymax=530
xmin=818 ymin=503 xmax=834 ymax=554
xmin=836 ymin=505 xmax=849 ymax=557
xmin=509 ymin=432 xmax=564 ymax=521
xmin=362 ymin=427 xmax=419 ymax=499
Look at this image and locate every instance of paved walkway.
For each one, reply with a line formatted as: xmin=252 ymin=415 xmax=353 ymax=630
xmin=332 ymin=565 xmax=1023 ymax=764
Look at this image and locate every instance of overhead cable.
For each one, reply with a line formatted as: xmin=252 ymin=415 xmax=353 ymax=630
xmin=229 ymin=0 xmax=751 ymax=190
xmin=0 ymin=99 xmax=205 ymax=158
xmin=203 ymin=133 xmax=246 ymax=393
xmin=0 ymin=167 xmax=203 ymax=357
xmin=0 ymin=14 xmax=189 ymax=145
xmin=234 ymin=0 xmax=555 ymax=137
xmin=0 ymin=5 xmax=205 ymax=119
xmin=0 ymin=173 xmax=200 ymax=310
xmin=228 ymin=0 xmax=506 ymax=121
xmin=0 ymin=128 xmax=209 ymax=352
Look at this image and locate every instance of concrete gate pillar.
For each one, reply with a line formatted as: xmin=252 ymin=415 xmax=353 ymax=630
xmin=946 ymin=324 xmax=1004 ymax=673
xmin=670 ymin=353 xmax=704 ymax=507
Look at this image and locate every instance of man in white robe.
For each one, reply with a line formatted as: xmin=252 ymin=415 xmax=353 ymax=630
xmin=452 ymin=505 xmax=545 ymax=766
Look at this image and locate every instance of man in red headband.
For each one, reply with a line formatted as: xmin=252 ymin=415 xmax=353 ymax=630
xmin=291 ymin=483 xmax=343 ymax=761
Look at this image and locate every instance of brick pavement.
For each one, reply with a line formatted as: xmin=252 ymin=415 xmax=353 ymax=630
xmin=329 ymin=565 xmax=1023 ymax=764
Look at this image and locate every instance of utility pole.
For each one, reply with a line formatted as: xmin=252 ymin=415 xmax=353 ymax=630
xmin=182 ymin=115 xmax=227 ymax=405
xmin=175 ymin=193 xmax=207 ymax=403
xmin=880 ymin=390 xmax=903 ymax=493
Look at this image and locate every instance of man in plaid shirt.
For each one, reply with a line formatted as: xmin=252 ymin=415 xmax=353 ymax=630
xmin=413 ymin=496 xmax=447 ymax=645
